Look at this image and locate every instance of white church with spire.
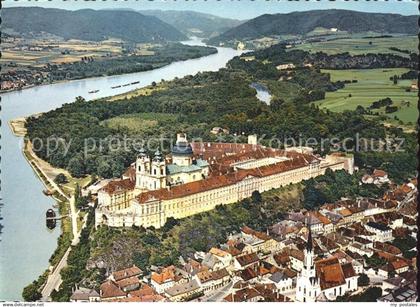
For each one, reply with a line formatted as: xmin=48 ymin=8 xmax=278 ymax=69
xmin=295 ymin=226 xmax=359 ymax=302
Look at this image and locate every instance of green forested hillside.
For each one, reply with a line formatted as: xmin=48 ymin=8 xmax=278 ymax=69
xmin=3 ymin=7 xmax=187 ymax=42
xmin=209 ymin=9 xmax=417 ymax=44
xmin=140 ymin=10 xmax=244 ymax=38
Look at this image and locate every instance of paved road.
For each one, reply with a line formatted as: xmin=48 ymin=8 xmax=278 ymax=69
xmin=41 ymin=212 xmax=88 ymax=301
xmin=41 ymin=247 xmax=71 ymax=301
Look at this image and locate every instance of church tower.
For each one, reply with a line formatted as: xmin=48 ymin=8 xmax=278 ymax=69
xmin=150 ymin=149 xmax=167 ymax=190
xmin=295 ymin=226 xmax=321 ymax=302
xmin=135 ymin=148 xmax=150 ymax=191
xmin=135 ymin=148 xmax=167 ymax=191
xmin=172 ymin=133 xmax=193 ymax=166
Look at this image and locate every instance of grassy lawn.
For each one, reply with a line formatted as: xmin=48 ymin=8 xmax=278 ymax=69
xmin=61 ymin=175 xmax=92 ymax=195
xmin=293 ymin=35 xmax=417 ymax=57
xmin=313 ymin=68 xmax=417 ymax=125
xmin=101 ymin=112 xmax=177 ymax=133
xmin=265 ymin=80 xmax=302 ymax=103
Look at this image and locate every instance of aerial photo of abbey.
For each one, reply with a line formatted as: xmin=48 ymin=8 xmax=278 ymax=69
xmin=1 ymin=0 xmax=418 ymax=304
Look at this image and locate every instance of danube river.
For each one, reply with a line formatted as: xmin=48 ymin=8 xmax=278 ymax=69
xmin=0 ymin=38 xmax=244 ymax=300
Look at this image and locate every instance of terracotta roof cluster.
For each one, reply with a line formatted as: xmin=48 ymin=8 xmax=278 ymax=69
xmin=102 ymin=178 xmax=135 ymax=195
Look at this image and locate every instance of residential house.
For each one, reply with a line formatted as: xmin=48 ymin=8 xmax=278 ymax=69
xmin=234 ymin=252 xmax=259 ymax=271
xmin=365 ymin=222 xmax=393 ymax=242
xmin=164 ymin=280 xmax=202 ymax=302
xmin=99 ymin=280 xmax=127 ymax=301
xmin=70 ymin=287 xmax=100 ymax=302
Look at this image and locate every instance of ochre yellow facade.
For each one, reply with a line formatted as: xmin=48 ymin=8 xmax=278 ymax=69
xmin=95 ymin=153 xmax=353 ymax=229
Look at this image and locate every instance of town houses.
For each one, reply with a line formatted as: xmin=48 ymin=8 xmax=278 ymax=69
xmin=95 ymin=134 xmax=354 ymax=229
xmin=74 ymin=179 xmax=417 ymax=302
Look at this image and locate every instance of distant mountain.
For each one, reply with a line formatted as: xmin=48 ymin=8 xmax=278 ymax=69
xmin=2 ymin=7 xmax=188 ymax=42
xmin=209 ymin=9 xmax=417 ymax=44
xmin=140 ymin=10 xmax=244 ymax=38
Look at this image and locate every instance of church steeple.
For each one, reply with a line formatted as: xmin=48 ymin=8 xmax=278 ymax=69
xmin=306 ymin=214 xmax=313 ymax=252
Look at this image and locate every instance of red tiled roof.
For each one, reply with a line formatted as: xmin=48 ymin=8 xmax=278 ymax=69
xmin=137 ymin=152 xmax=316 ymax=203
xmin=241 ymin=226 xmax=271 ymax=241
xmin=115 ymin=276 xmax=140 ymax=288
xmin=102 ymin=178 xmax=135 ymax=195
xmin=112 ymin=265 xmax=143 ymax=281
xmin=373 ymin=169 xmax=387 ymax=178
xmin=289 ymin=249 xmax=304 ymax=261
xmin=129 ymin=284 xmax=156 ymax=297
xmin=151 ymin=266 xmax=175 ymax=284
xmin=315 ymin=257 xmax=346 ymax=290
xmin=235 ymin=252 xmax=259 ymax=267
xmin=391 ymin=259 xmax=409 ymax=270
xmin=100 ymin=280 xmax=126 ymax=299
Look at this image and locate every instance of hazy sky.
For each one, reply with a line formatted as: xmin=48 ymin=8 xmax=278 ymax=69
xmin=4 ymin=0 xmax=418 ymax=19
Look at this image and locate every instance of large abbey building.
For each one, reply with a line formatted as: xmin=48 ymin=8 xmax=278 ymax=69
xmin=95 ymin=134 xmax=354 ymax=229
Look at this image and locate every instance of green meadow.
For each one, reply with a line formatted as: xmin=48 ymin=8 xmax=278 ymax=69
xmin=314 ymin=68 xmax=417 ymax=125
xmin=294 ymin=36 xmax=417 ymax=57
xmin=101 ymin=112 xmax=177 ymax=133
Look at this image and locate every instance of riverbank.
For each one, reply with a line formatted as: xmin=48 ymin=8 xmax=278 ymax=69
xmin=1 ymin=44 xmax=218 ymax=94
xmin=21 ymin=139 xmax=83 ymax=300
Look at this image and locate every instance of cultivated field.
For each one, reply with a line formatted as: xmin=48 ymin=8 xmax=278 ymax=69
xmin=314 ymin=68 xmax=417 ymax=125
xmin=1 ymin=37 xmax=157 ymax=66
xmin=294 ymin=35 xmax=417 ymax=57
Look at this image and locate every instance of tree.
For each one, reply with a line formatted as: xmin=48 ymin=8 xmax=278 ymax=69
xmin=358 ymin=273 xmax=370 ymax=287
xmin=54 ymin=173 xmax=68 ymax=184
xmin=74 ymin=96 xmax=86 ymax=104
xmin=162 ymin=217 xmax=179 ymax=232
xmin=270 ymin=98 xmax=285 ymax=112
xmin=22 ymin=282 xmax=42 ymax=301
xmin=251 ymin=190 xmax=262 ymax=204
xmin=133 ymin=251 xmax=150 ymax=272
xmin=67 ymin=155 xmax=85 ymax=177
xmin=355 ymin=105 xmax=365 ymax=115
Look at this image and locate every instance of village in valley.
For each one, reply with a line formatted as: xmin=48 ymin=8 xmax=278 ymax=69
xmin=69 ymin=135 xmax=417 ymax=303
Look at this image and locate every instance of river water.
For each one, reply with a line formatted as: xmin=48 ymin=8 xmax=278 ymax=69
xmin=250 ymin=82 xmax=272 ymax=105
xmin=0 ymin=38 xmax=243 ymax=300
